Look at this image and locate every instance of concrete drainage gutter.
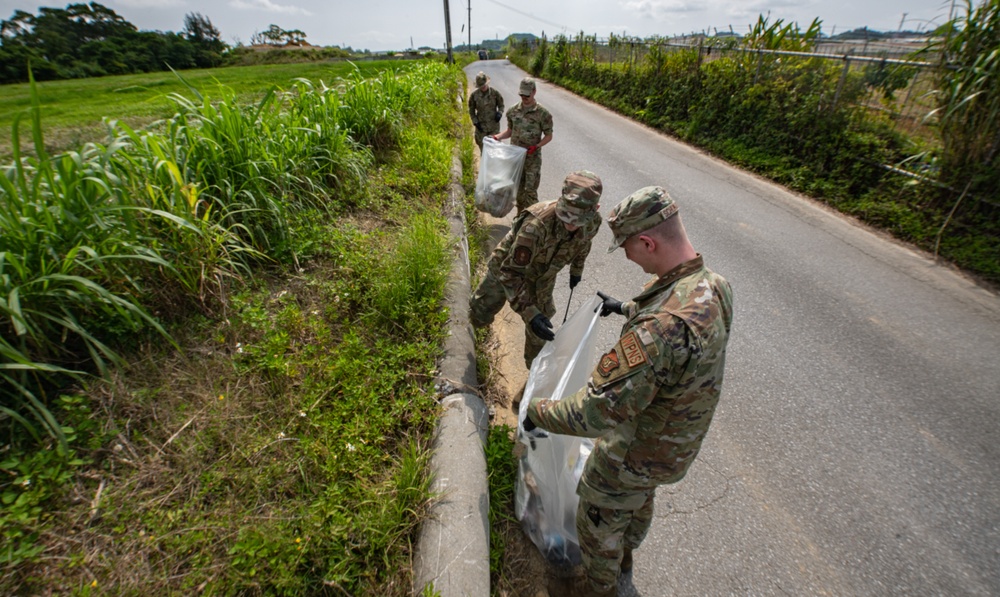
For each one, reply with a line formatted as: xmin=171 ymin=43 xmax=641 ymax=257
xmin=413 ymin=150 xmax=491 ymax=596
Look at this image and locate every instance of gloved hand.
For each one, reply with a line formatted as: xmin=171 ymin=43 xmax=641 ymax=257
xmin=526 ymin=145 xmax=539 ymax=156
xmin=596 ymin=291 xmax=624 ymax=317
xmin=494 ymin=110 xmax=502 ymax=122
xmin=491 ymin=134 xmax=500 ymax=141
xmin=522 ymin=413 xmax=548 ymax=438
xmin=529 ymin=313 xmax=555 ymax=341
xmin=569 ymin=275 xmax=582 ymax=289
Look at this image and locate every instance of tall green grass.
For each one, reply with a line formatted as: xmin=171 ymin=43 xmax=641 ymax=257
xmin=0 ymin=61 xmax=454 ymax=448
xmin=923 ymin=0 xmax=999 ymax=228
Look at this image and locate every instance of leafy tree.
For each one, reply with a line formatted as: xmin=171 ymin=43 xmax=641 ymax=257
xmin=182 ymin=12 xmax=225 ymax=66
xmin=182 ymin=12 xmax=220 ymax=45
xmin=282 ymin=28 xmax=306 ymax=45
xmin=0 ymin=3 xmax=226 ymax=83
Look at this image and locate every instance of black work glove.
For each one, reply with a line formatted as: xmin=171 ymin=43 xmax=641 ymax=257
xmin=529 ymin=313 xmax=555 ymax=341
xmin=495 ymin=110 xmax=503 ymax=122
xmin=519 ymin=412 xmax=548 ymax=451
xmin=569 ymin=275 xmax=582 ymax=289
xmin=596 ymin=291 xmax=624 ymax=317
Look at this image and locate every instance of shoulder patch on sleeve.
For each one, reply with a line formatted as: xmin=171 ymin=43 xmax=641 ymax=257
xmin=513 ymin=246 xmax=532 ymax=265
xmin=593 ymin=331 xmax=651 ymax=391
xmin=620 ymin=330 xmax=649 ymax=368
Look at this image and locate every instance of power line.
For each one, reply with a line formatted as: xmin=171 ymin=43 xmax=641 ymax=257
xmin=482 ymin=0 xmax=569 ymax=32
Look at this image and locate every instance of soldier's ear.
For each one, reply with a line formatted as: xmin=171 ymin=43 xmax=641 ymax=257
xmin=636 ymin=234 xmax=657 ymax=253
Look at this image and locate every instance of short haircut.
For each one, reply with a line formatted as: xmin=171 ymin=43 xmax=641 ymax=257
xmin=642 ymin=211 xmax=686 ymax=245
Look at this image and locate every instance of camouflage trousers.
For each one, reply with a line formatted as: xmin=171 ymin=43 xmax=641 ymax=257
xmin=474 ymin=123 xmax=500 ymax=150
xmin=516 ymin=152 xmax=542 ymax=214
xmin=576 ymin=491 xmax=655 ymax=591
xmin=469 ymin=271 xmax=555 ymax=369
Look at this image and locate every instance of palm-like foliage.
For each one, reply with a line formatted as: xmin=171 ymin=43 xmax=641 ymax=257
xmin=0 ymin=61 xmax=453 ymax=448
xmin=927 ymin=0 xmax=1000 ymax=196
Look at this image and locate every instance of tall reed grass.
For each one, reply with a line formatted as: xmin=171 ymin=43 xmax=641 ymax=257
xmin=926 ymin=0 xmax=999 ymax=207
xmin=0 ymin=61 xmax=453 ymax=447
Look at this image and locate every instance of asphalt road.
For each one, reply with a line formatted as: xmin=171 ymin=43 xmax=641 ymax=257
xmin=465 ymin=61 xmax=1000 ymax=596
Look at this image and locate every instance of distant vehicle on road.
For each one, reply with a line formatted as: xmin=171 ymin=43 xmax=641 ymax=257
xmin=478 ymin=49 xmax=488 ymax=60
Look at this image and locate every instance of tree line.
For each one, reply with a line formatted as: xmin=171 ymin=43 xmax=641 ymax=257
xmin=0 ymin=2 xmax=225 ymax=83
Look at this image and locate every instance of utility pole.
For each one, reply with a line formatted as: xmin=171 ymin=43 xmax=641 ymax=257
xmin=468 ymin=0 xmax=472 ymax=49
xmin=443 ymin=0 xmax=454 ymax=63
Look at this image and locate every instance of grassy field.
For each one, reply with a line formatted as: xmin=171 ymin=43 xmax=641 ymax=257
xmin=0 ymin=60 xmax=404 ymax=160
xmin=1 ymin=58 xmax=465 ymax=595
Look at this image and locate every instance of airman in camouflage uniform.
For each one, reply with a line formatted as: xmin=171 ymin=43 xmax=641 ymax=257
xmin=492 ymin=77 xmax=553 ymax=213
xmin=468 ymin=71 xmax=504 ymax=150
xmin=470 ymin=171 xmax=603 ymax=370
xmin=524 ymin=186 xmax=734 ymax=597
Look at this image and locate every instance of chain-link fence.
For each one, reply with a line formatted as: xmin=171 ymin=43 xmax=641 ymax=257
xmin=582 ymin=37 xmax=941 ymax=164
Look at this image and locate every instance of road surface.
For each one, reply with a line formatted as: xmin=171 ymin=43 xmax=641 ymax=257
xmin=465 ymin=60 xmax=1000 ymax=596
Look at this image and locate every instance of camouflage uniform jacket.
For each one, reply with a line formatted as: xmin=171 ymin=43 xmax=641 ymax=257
xmin=469 ymin=87 xmax=504 ymax=134
xmin=506 ymin=101 xmax=553 ymax=151
xmin=487 ymin=200 xmax=601 ymax=324
xmin=528 ymin=256 xmax=734 ymax=509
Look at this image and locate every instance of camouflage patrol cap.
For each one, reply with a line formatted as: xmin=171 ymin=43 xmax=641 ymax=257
xmin=519 ymin=77 xmax=536 ymax=95
xmin=606 ymin=186 xmax=678 ymax=252
xmin=475 ymin=71 xmax=489 ymax=87
xmin=556 ymin=170 xmax=603 ymax=226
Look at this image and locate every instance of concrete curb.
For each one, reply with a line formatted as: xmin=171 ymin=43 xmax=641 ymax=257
xmin=413 ymin=150 xmax=491 ymax=596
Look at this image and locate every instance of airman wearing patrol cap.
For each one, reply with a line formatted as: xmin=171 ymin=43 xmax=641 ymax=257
xmin=492 ymin=77 xmax=554 ymax=213
xmin=470 ymin=170 xmax=603 ymax=371
xmin=468 ymin=71 xmax=504 ymax=150
xmin=524 ymin=185 xmax=734 ymax=597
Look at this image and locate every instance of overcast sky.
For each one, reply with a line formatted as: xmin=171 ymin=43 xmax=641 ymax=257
xmin=0 ymin=0 xmax=958 ymax=51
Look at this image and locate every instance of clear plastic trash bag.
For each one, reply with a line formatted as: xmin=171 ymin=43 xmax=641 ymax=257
xmin=475 ymin=137 xmax=527 ymax=217
xmin=515 ymin=294 xmax=603 ymax=568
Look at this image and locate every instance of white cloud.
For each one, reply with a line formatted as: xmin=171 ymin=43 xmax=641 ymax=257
xmin=619 ymin=0 xmax=704 ymax=21
xmin=113 ymin=0 xmax=185 ymax=8
xmin=228 ymin=0 xmax=312 ymax=16
xmin=727 ymin=0 xmax=819 ymax=18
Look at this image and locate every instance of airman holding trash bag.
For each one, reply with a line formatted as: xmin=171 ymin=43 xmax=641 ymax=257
xmin=523 ymin=186 xmax=735 ymax=597
xmin=469 ymin=170 xmax=603 ymax=374
xmin=492 ymin=77 xmax=553 ymax=213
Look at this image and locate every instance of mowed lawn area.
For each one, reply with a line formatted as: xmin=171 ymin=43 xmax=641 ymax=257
xmin=0 ymin=60 xmax=401 ymax=159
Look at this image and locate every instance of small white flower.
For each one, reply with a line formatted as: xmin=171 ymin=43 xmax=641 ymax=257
xmin=299 ymin=411 xmax=307 ymax=417
xmin=346 ymin=443 xmax=356 ymax=452
xmin=278 ymin=432 xmax=286 ymax=439
xmin=311 ymin=310 xmax=319 ymax=316
xmin=236 ymin=342 xmax=243 ymax=354
xmin=21 ymin=478 xmax=31 ymax=487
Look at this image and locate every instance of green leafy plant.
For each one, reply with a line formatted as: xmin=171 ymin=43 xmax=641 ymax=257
xmin=485 ymin=425 xmax=518 ymax=578
xmin=2 ymin=60 xmax=465 ymax=595
xmin=922 ymin=0 xmax=999 ymax=221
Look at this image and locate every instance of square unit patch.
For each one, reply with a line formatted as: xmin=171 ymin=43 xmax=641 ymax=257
xmin=620 ymin=331 xmax=648 ymax=368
